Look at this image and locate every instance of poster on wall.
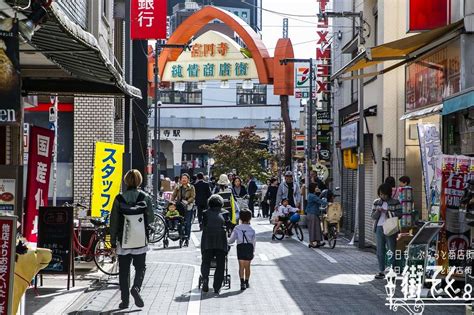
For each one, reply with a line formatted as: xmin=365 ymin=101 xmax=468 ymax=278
xmin=417 ymin=123 xmax=442 ymax=211
xmin=91 ymin=142 xmax=124 ymax=218
xmin=437 ymin=155 xmax=474 ymax=272
xmin=0 ymin=18 xmax=20 ymax=125
xmin=0 ymin=179 xmax=15 ymax=213
xmin=24 ymin=126 xmax=55 ymax=242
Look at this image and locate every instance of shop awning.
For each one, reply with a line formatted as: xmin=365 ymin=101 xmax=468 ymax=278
xmin=399 ymin=104 xmax=443 ymax=120
xmin=19 ymin=2 xmax=141 ymax=99
xmin=442 ymin=88 xmax=474 ymax=115
xmin=331 ymin=20 xmax=464 ymax=81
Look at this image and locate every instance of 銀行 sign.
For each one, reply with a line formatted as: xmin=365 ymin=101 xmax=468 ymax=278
xmin=131 ymin=0 xmax=167 ymax=40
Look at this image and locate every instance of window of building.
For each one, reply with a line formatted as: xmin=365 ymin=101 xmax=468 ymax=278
xmin=161 ymin=82 xmax=202 ymax=105
xmin=236 ymin=83 xmax=267 ymax=105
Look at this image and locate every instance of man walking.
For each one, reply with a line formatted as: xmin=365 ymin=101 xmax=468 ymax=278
xmin=247 ymin=175 xmax=258 ymax=217
xmin=276 ymin=171 xmax=301 ymax=210
xmin=194 ymin=172 xmax=212 ymax=230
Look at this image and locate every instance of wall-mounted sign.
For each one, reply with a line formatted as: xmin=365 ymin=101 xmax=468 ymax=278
xmin=408 ymin=0 xmax=449 ymax=32
xmin=131 ymin=0 xmax=167 ymax=40
xmin=0 ymin=179 xmax=15 ymax=213
xmin=0 ymin=18 xmax=20 ymax=125
xmin=163 ymin=31 xmax=258 ymax=82
xmin=406 ymin=38 xmax=460 ymax=111
xmin=341 ymin=121 xmax=358 ymax=150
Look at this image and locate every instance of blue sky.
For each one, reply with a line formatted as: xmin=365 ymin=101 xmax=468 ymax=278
xmin=261 ymin=0 xmax=319 ymax=59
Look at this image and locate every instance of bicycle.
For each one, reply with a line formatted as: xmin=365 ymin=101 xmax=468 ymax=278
xmin=149 ymin=211 xmax=167 ymax=243
xmin=72 ymin=216 xmax=119 ymax=276
xmin=272 ymin=219 xmax=304 ymax=242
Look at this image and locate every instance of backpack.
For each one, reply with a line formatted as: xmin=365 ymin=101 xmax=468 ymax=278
xmin=116 ymin=192 xmax=149 ymax=249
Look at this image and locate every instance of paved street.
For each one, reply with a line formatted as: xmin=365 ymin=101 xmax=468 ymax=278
xmin=24 ymin=218 xmax=465 ymax=315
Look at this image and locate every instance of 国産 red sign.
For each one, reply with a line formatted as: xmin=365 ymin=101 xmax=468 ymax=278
xmin=131 ymin=0 xmax=167 ymax=40
xmin=24 ymin=126 xmax=54 ymax=242
xmin=0 ymin=216 xmax=17 ymax=315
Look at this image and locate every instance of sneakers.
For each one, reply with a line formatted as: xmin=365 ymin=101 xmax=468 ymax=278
xmin=202 ymin=278 xmax=209 ymax=292
xmin=374 ymin=272 xmax=385 ymax=279
xmin=118 ymin=302 xmax=129 ymax=309
xmin=130 ymin=286 xmax=144 ymax=308
xmin=214 ymin=288 xmax=221 ymax=295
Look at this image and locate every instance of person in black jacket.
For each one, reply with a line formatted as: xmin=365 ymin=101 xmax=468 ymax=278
xmin=232 ymin=176 xmax=248 ymax=198
xmin=200 ymin=194 xmax=229 ymax=294
xmin=266 ymin=177 xmax=279 ymax=219
xmin=247 ymin=176 xmax=258 ymax=217
xmin=194 ymin=172 xmax=212 ymax=230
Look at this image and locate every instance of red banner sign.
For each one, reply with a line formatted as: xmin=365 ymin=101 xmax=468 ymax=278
xmin=0 ymin=216 xmax=16 ymax=315
xmin=131 ymin=0 xmax=167 ymax=40
xmin=24 ymin=126 xmax=54 ymax=242
xmin=409 ymin=0 xmax=449 ymax=32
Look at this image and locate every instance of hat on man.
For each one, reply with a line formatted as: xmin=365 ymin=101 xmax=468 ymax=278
xmin=217 ymin=174 xmax=231 ymax=185
xmin=284 ymin=171 xmax=293 ymax=177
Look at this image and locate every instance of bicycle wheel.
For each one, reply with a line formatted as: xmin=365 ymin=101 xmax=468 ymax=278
xmin=328 ymin=224 xmax=337 ymax=249
xmin=149 ymin=213 xmax=167 ymax=243
xmin=272 ymin=225 xmax=284 ymax=240
xmin=93 ymin=238 xmax=119 ymax=276
xmin=295 ymin=224 xmax=304 ymax=242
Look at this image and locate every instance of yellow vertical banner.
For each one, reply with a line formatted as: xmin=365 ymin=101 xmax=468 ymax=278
xmin=91 ymin=142 xmax=124 ymax=218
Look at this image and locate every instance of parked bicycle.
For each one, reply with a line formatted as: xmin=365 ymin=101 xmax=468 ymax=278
xmin=72 ymin=215 xmax=119 ymax=276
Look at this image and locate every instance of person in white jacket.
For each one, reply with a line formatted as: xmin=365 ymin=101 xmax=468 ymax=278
xmin=228 ymin=210 xmax=256 ymax=290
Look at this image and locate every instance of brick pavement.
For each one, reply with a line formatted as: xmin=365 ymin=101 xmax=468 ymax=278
xmin=55 ymin=218 xmax=465 ymax=314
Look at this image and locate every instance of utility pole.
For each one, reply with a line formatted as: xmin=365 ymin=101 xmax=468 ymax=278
xmin=152 ymin=40 xmax=161 ymax=200
xmin=152 ymin=42 xmax=189 ymax=200
xmin=320 ymin=11 xmax=366 ymax=248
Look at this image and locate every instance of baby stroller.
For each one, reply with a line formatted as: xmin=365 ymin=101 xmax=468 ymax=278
xmin=163 ymin=215 xmax=186 ymax=248
xmin=198 ymin=247 xmax=232 ymax=290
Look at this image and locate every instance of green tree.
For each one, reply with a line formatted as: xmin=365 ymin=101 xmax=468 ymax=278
xmin=201 ymin=126 xmax=271 ymax=181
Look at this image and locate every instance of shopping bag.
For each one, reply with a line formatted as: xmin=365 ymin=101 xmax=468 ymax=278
xmin=383 ymin=211 xmax=399 ymax=236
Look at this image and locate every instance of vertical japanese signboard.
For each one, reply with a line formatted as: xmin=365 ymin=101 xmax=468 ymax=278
xmin=0 ymin=216 xmax=17 ymax=315
xmin=91 ymin=142 xmax=124 ymax=218
xmin=131 ymin=0 xmax=167 ymax=40
xmin=0 ymin=18 xmax=20 ymax=125
xmin=24 ymin=127 xmax=55 ymax=242
xmin=316 ymin=0 xmax=332 ymax=166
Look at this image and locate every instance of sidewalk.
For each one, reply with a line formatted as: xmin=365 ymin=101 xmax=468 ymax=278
xmin=30 ymin=218 xmax=465 ymax=314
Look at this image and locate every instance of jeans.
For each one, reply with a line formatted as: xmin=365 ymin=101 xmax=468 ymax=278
xmin=118 ymin=253 xmax=146 ymax=304
xmin=375 ymin=226 xmax=396 ymax=273
xmin=184 ymin=210 xmax=194 ymax=239
xmin=201 ymin=249 xmax=226 ymax=291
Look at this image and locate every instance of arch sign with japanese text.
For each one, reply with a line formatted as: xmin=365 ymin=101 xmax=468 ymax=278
xmin=162 ymin=31 xmax=259 ymax=82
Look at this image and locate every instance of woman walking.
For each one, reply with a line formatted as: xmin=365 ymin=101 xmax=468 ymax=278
xmin=171 ymin=173 xmax=196 ymax=246
xmin=305 ymin=183 xmax=327 ymax=248
xmin=110 ymin=169 xmax=154 ymax=309
xmin=232 ymin=176 xmax=248 ymax=198
xmin=265 ymin=177 xmax=279 ymax=219
xmin=372 ymin=183 xmax=402 ymax=279
xmin=228 ymin=210 xmax=256 ymax=290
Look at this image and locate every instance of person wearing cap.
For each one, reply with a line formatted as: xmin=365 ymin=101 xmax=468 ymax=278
xmin=214 ymin=174 xmax=238 ymax=225
xmin=276 ymin=171 xmax=301 ymax=211
xmin=200 ymin=194 xmax=229 ymax=294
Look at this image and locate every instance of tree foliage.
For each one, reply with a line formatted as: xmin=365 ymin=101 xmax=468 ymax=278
xmin=201 ymin=126 xmax=271 ymax=182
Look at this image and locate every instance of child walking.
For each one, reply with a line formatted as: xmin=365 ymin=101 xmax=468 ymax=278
xmin=228 ymin=210 xmax=256 ymax=290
